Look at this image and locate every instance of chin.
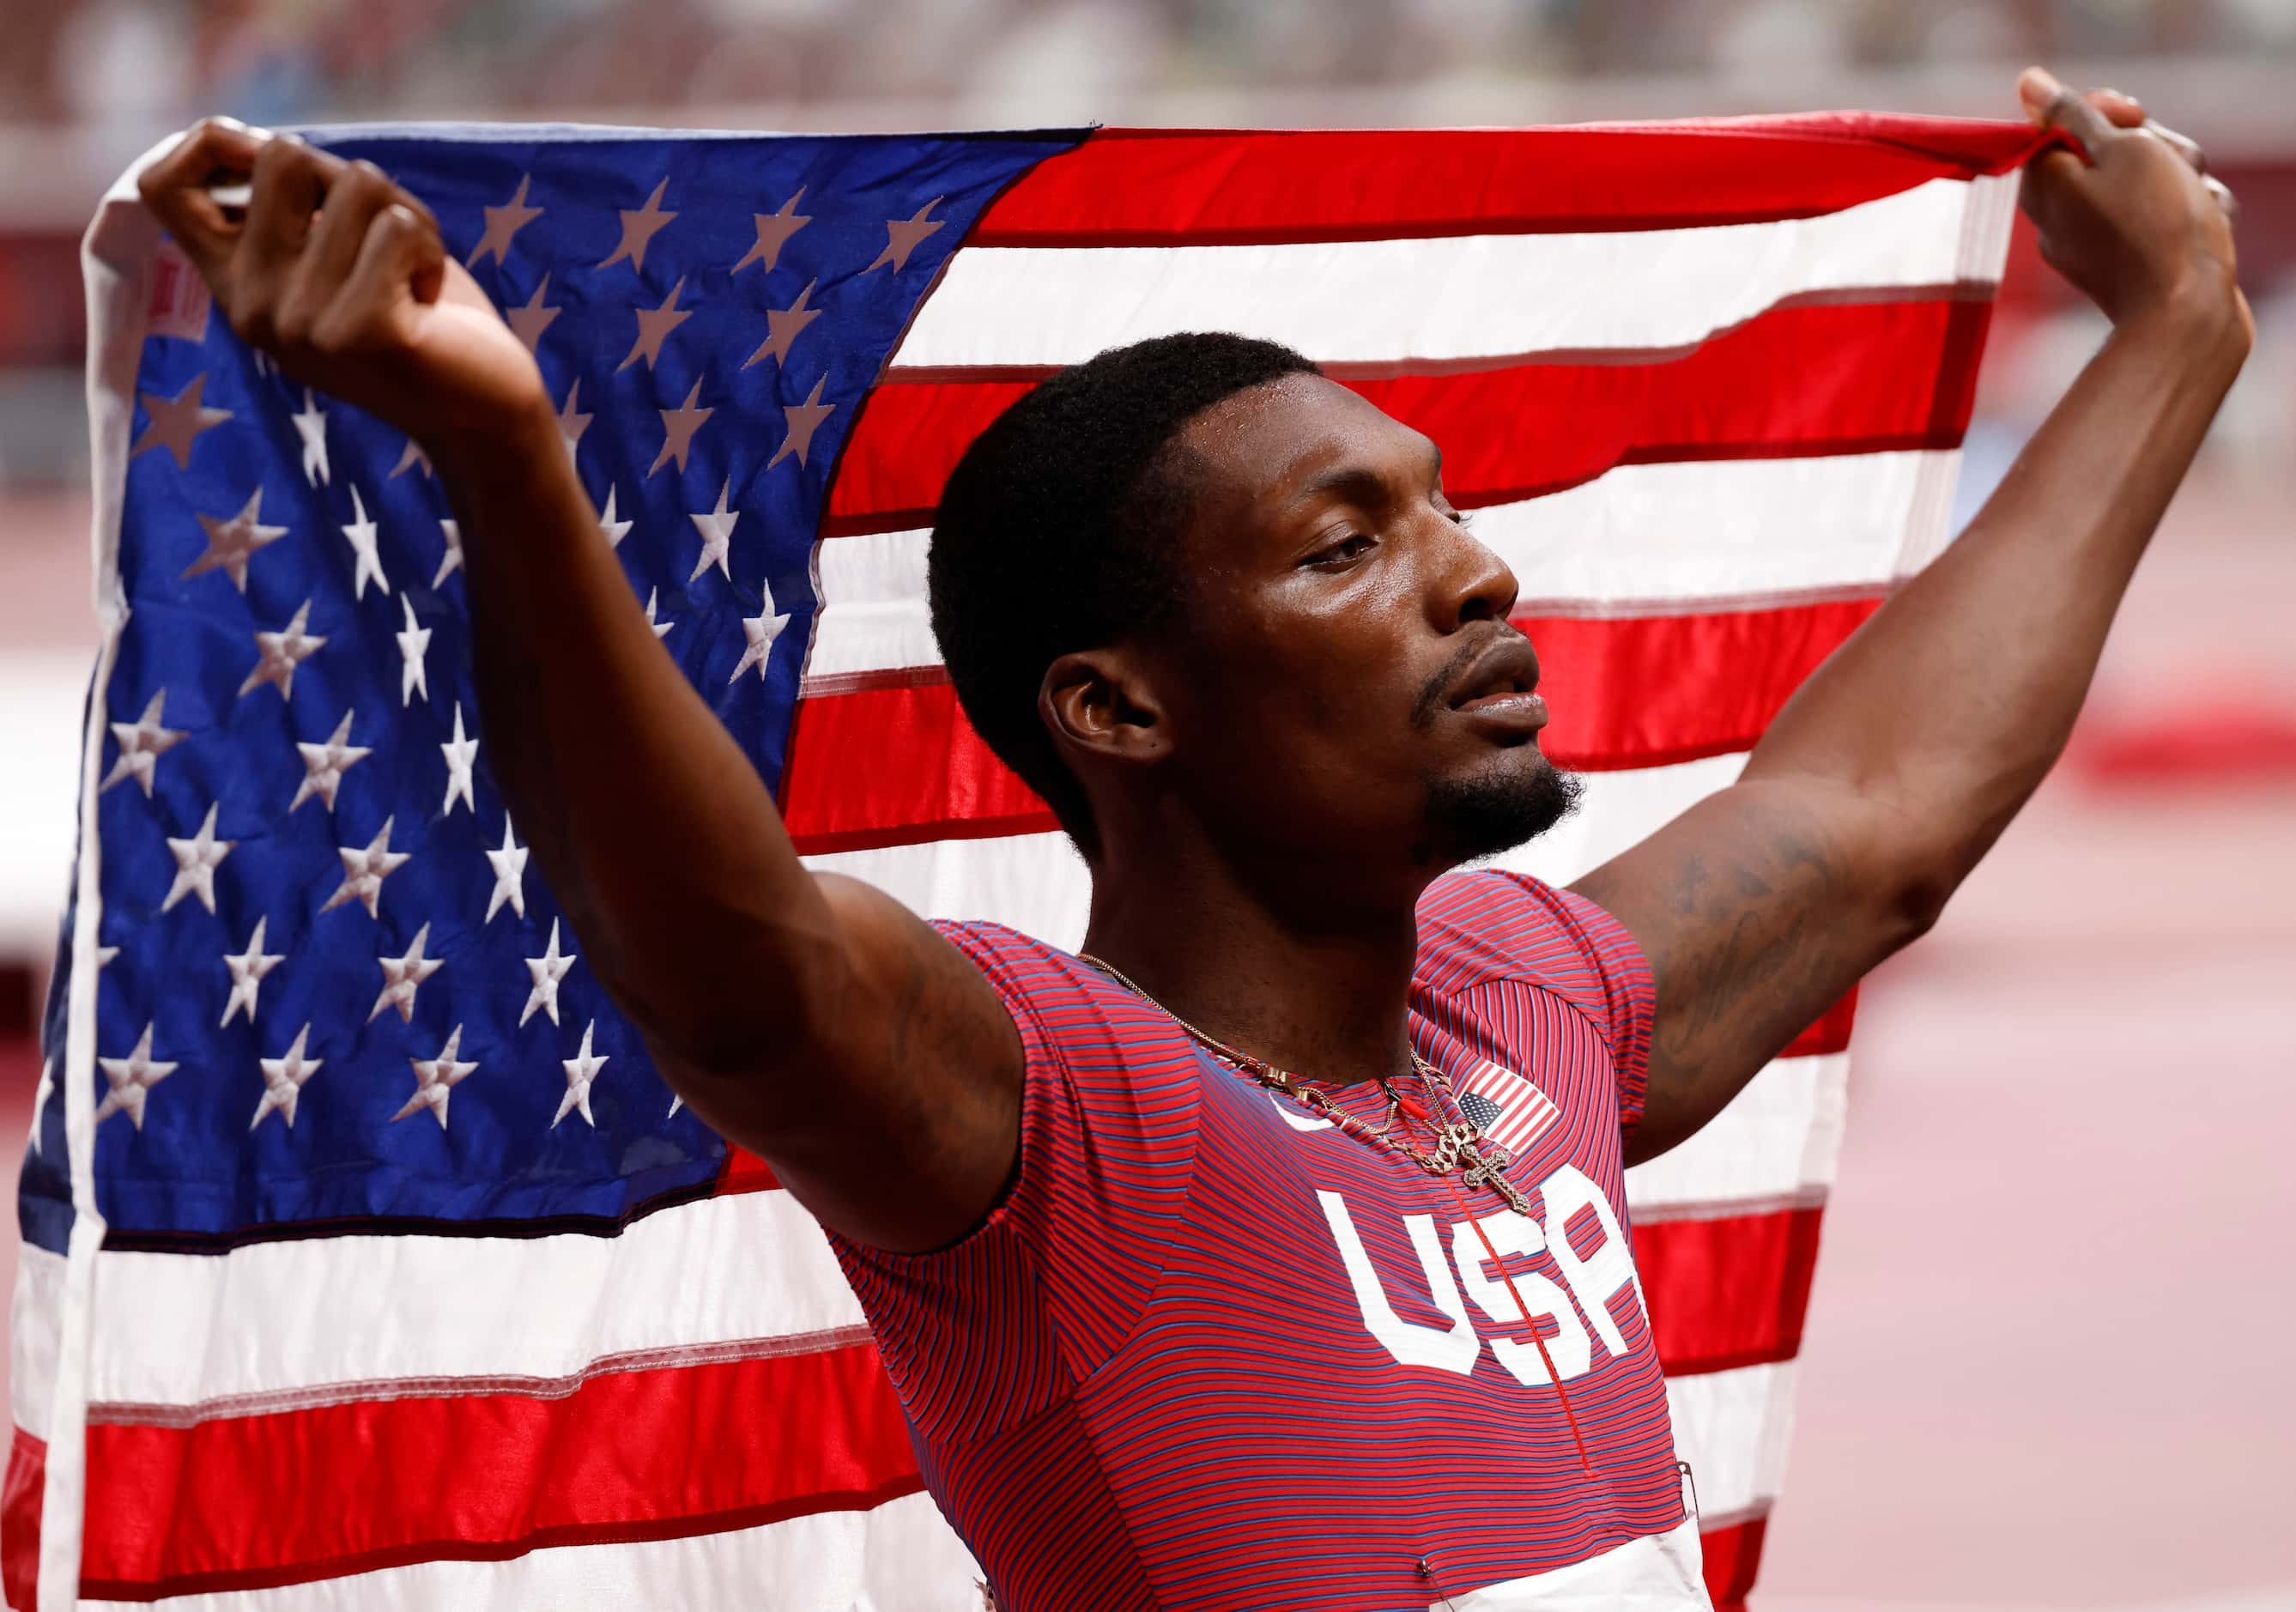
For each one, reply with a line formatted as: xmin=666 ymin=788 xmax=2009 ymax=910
xmin=1418 ymin=748 xmax=1584 ymax=867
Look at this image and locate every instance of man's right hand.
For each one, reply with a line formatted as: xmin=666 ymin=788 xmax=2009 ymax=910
xmin=137 ymin=118 xmax=549 ymax=460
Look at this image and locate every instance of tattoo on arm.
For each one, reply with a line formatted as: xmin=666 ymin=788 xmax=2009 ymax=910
xmin=1589 ymin=791 xmax=1871 ymax=1161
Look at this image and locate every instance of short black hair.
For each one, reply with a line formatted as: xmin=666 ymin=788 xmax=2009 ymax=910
xmin=927 ymin=332 xmax=1323 ymax=860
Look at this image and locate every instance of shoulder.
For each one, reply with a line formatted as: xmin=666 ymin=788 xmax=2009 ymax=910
xmin=1415 ymin=870 xmax=1651 ymax=1043
xmin=930 ymin=918 xmax=1203 ymax=1082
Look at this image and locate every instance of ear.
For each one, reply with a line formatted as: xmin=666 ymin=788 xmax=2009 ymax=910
xmin=1040 ymin=647 xmax=1170 ymax=768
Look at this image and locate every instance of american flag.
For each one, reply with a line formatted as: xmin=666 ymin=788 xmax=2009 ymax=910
xmin=1457 ymin=1059 xmax=1563 ymax=1157
xmin=10 ymin=116 xmax=2042 ymax=1609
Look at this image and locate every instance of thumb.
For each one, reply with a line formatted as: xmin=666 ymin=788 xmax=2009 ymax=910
xmin=2020 ymin=67 xmax=2116 ymax=162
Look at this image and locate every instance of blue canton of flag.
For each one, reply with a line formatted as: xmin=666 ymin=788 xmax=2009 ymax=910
xmin=23 ymin=127 xmax=1081 ymax=1253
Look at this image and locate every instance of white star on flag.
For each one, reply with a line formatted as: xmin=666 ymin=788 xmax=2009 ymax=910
xmin=239 ymin=598 xmax=325 ymax=702
xmin=130 ymin=372 xmax=231 ymax=468
xmin=162 ymin=803 xmax=234 ymax=914
xmin=30 ymin=1057 xmax=53 ymax=1154
xmin=184 ymin=487 xmax=286 ymax=592
xmin=371 ymin=920 xmax=445 ymax=1023
xmin=650 ymin=380 xmax=711 ymax=477
xmin=433 ymin=518 xmax=463 ymax=587
xmin=391 ymin=437 xmax=432 ymax=480
xmin=321 ymin=815 xmax=409 ymax=918
xmin=250 ymin=1024 xmax=324 ymax=1130
xmin=393 ymin=1024 xmax=476 ymax=1129
xmin=100 ymin=688 xmax=187 ymax=797
xmin=865 ymin=197 xmax=944 ymax=273
xmin=643 ymin=587 xmax=675 ymax=639
xmin=506 ymin=273 xmax=560 ymax=353
xmin=556 ymin=379 xmax=592 ymax=468
xmin=339 ymin=483 xmax=390 ymax=600
xmin=618 ymin=276 xmax=692 ymax=373
xmin=597 ymin=488 xmax=633 ymax=549
xmin=468 ymin=173 xmax=542 ymax=268
xmin=598 ymin=176 xmax=677 ymax=273
xmin=291 ymin=709 xmax=371 ymax=813
xmin=769 ymin=376 xmax=834 ymax=470
xmin=96 ymin=1022 xmax=177 ymax=1130
xmin=521 ymin=918 xmax=577 ymax=1027
xmin=730 ymin=586 xmax=792 ymax=682
xmin=220 ymin=915 xmax=284 ymax=1027
xmin=396 ymin=595 xmax=432 ymax=706
xmin=688 ymin=480 xmax=738 ymax=582
xmin=291 ymin=389 xmax=330 ymax=486
xmin=553 ymin=1020 xmax=610 ymax=1129
xmin=744 ymin=279 xmax=821 ymax=370
xmin=441 ymin=704 xmax=479 ymax=815
xmin=732 ymin=188 xmax=809 ymax=276
xmin=484 ymin=815 xmax=528 ymax=922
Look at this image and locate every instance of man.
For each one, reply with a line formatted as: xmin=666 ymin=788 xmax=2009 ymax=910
xmin=137 ymin=67 xmax=2246 ymax=1610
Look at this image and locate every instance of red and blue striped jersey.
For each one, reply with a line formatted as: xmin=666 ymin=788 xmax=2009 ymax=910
xmin=831 ymin=869 xmax=1708 ymax=1610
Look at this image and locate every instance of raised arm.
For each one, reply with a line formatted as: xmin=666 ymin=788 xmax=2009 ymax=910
xmin=1572 ymin=72 xmax=2252 ymax=1165
xmin=138 ymin=124 xmax=1022 ymax=1251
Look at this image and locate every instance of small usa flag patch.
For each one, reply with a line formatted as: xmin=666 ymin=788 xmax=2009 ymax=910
xmin=1456 ymin=1058 xmax=1560 ymax=1156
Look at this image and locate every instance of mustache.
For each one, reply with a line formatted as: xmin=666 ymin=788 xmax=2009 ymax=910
xmin=1408 ymin=627 xmax=1530 ymax=730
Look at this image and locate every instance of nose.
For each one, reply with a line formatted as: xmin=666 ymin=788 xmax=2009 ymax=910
xmin=1433 ymin=511 xmax=1518 ymax=632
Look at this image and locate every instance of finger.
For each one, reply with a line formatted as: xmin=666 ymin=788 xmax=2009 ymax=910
xmin=2141 ymin=118 xmax=2208 ymax=175
xmin=311 ymin=203 xmax=446 ymax=357
xmin=2203 ymin=174 xmax=2240 ymax=224
xmin=2019 ymin=67 xmax=2117 ymax=159
xmin=136 ymin=118 xmax=265 ymax=282
xmin=236 ymin=136 xmax=348 ymax=291
xmin=2090 ymin=88 xmax=2147 ymax=129
xmin=277 ymin=161 xmax=405 ymax=347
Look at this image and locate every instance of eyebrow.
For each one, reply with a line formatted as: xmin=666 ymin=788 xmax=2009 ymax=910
xmin=1281 ymin=439 xmax=1444 ymax=512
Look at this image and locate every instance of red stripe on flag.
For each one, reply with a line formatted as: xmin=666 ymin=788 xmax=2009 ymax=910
xmin=1699 ymin=1510 xmax=1771 ymax=1612
xmin=829 ymin=297 xmax=1990 ymax=535
xmin=3 ymin=1428 xmax=41 ymax=1612
xmin=1639 ymin=1205 xmax=1826 ymax=1379
xmin=781 ymin=678 xmax=1055 ymax=853
xmin=780 ymin=600 xmax=1881 ymax=854
xmin=77 ymin=1342 xmax=920 ymax=1601
xmin=1524 ymin=597 xmax=1881 ymax=773
xmin=971 ymin=121 xmax=2048 ymax=246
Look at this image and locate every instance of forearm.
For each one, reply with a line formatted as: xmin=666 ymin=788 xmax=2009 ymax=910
xmin=436 ymin=405 xmax=843 ymax=1070
xmin=1742 ymin=290 xmax=2249 ymax=907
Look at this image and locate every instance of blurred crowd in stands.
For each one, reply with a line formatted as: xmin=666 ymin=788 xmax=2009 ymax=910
xmin=8 ymin=0 xmax=2296 ymax=129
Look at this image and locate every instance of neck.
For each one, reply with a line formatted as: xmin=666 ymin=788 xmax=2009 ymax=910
xmin=1080 ymin=830 xmax=1433 ymax=1087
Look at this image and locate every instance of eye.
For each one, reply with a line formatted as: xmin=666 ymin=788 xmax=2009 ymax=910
xmin=1308 ymin=534 xmax=1376 ymax=568
xmin=1449 ymin=508 xmax=1476 ymax=530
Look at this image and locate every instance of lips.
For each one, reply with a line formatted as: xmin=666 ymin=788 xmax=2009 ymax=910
xmin=1445 ymin=633 xmax=1542 ymax=710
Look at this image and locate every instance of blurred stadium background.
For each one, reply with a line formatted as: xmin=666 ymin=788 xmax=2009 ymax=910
xmin=3 ymin=2 xmax=2292 ymax=1606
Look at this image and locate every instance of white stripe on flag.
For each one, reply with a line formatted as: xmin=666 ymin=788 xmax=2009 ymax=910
xmin=802 ymin=452 xmax=1959 ymax=689
xmin=1626 ymin=1051 xmax=1851 ymax=1220
xmin=10 ymin=1244 xmax=64 ymax=1442
xmin=1665 ymin=1357 xmax=1798 ymax=1529
xmin=899 ymin=176 xmax=2008 ymax=369
xmin=81 ymin=1190 xmax=859 ymax=1412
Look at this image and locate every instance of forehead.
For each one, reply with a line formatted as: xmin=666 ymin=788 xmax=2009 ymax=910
xmin=1172 ymin=373 xmax=1434 ymax=517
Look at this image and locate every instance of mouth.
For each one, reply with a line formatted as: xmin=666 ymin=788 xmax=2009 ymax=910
xmin=1444 ymin=634 xmax=1548 ymax=730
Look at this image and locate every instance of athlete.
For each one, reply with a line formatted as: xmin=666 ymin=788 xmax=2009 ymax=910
xmin=138 ymin=68 xmax=2245 ymax=1609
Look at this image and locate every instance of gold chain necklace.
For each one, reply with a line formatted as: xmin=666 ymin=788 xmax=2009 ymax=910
xmin=1077 ymin=952 xmax=1532 ymax=1215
